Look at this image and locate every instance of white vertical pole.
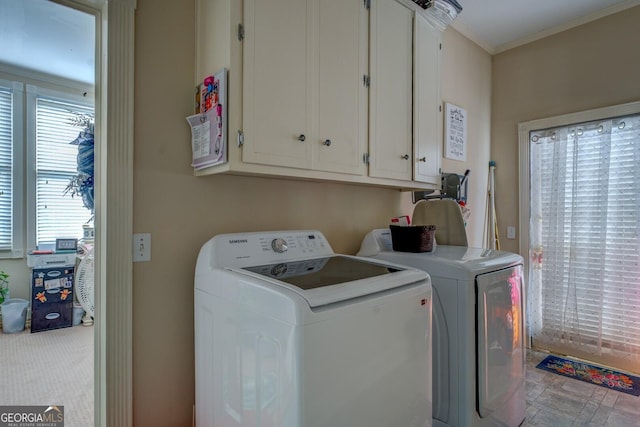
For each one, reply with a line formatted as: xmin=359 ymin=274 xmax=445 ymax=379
xmin=488 ymin=160 xmax=498 ymax=249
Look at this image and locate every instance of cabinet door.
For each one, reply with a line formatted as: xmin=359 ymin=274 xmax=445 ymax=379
xmin=313 ymin=0 xmax=367 ymax=175
xmin=413 ymin=14 xmax=442 ymax=184
xmin=243 ymin=0 xmax=312 ymax=169
xmin=369 ymin=0 xmax=413 ymax=181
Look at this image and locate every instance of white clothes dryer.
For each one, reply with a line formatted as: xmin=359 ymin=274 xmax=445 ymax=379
xmin=358 ymin=229 xmax=525 ymax=427
xmin=195 ymin=230 xmax=433 ymax=427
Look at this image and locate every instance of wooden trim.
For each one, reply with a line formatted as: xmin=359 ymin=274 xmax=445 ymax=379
xmin=101 ymin=1 xmax=135 ymax=426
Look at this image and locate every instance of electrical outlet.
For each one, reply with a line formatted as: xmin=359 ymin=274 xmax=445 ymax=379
xmin=507 ymin=226 xmax=516 ymax=240
xmin=133 ymin=233 xmax=151 ymax=262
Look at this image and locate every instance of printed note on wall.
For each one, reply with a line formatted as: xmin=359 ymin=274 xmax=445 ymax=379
xmin=444 ymin=102 xmax=467 ymax=161
xmin=186 ymin=68 xmax=228 ymax=170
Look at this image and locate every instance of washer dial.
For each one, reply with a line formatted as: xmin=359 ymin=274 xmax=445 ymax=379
xmin=271 ymin=238 xmax=288 ymax=253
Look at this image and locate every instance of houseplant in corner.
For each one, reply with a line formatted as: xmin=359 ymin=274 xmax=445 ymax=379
xmin=64 ymin=113 xmax=95 ymax=216
xmin=0 ymin=270 xmax=9 ymax=305
xmin=64 ymin=113 xmax=95 ymax=327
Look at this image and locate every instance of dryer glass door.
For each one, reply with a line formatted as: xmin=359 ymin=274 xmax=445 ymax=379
xmin=476 ymin=264 xmax=526 ymax=425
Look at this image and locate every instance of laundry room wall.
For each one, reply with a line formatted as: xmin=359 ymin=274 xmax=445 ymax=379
xmin=440 ymin=28 xmax=492 ymax=248
xmin=491 ymin=5 xmax=640 ymax=254
xmin=132 ymin=1 xmax=491 ymax=425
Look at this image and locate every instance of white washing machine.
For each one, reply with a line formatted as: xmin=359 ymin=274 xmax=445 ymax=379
xmin=195 ymin=230 xmax=433 ymax=427
xmin=358 ymin=229 xmax=525 ymax=427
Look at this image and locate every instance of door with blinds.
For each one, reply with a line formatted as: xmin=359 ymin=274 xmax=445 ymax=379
xmin=528 ymin=112 xmax=640 ymax=373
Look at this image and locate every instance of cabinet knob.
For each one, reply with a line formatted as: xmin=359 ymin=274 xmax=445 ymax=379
xmin=297 ymin=134 xmax=306 ymax=142
xmin=418 ymin=157 xmax=426 ymax=162
xmin=401 ymin=154 xmax=409 ymax=160
xmin=323 ymin=139 xmax=332 ymax=147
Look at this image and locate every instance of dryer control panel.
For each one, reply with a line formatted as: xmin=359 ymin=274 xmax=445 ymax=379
xmin=204 ymin=230 xmax=334 ymax=268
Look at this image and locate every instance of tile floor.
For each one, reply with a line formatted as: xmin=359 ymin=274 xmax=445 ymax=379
xmin=525 ymin=350 xmax=640 ymax=427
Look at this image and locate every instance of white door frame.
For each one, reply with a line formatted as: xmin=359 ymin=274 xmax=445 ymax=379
xmin=54 ymin=0 xmax=135 ymax=425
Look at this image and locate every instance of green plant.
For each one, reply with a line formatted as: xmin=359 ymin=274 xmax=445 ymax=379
xmin=0 ymin=271 xmax=9 ymax=305
xmin=64 ymin=112 xmax=95 ymax=215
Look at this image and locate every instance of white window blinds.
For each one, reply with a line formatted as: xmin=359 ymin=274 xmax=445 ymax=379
xmin=529 ymin=113 xmax=640 ymax=373
xmin=35 ymin=97 xmax=93 ymax=246
xmin=0 ymin=87 xmax=12 ymax=251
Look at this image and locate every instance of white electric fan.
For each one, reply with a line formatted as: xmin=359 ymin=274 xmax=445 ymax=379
xmin=75 ymin=247 xmax=95 ymax=325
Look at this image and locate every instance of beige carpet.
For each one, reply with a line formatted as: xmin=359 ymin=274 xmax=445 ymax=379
xmin=0 ymin=324 xmax=94 ymax=427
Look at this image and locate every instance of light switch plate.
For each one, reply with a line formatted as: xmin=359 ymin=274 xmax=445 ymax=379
xmin=507 ymin=226 xmax=516 ymax=240
xmin=133 ymin=233 xmax=151 ymax=262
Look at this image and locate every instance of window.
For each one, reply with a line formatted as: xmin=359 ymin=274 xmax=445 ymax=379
xmin=519 ymin=102 xmax=640 ymax=373
xmin=0 ymin=80 xmax=24 ymax=257
xmin=0 ymin=86 xmax=13 ymax=250
xmin=31 ymin=95 xmax=94 ymax=246
xmin=0 ymin=77 xmax=93 ymax=257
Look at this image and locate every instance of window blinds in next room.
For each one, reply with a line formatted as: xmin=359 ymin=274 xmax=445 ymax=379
xmin=528 ymin=113 xmax=640 ymax=374
xmin=0 ymin=87 xmax=13 ymax=251
xmin=35 ymin=97 xmax=93 ymax=246
xmin=1 ymin=80 xmax=94 ymax=256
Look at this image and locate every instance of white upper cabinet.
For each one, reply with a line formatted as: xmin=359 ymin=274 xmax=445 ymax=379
xmin=194 ymin=0 xmax=443 ymax=191
xmin=368 ymin=0 xmax=414 ymax=181
xmin=313 ymin=0 xmax=368 ymax=175
xmin=242 ymin=0 xmax=312 ymax=169
xmin=413 ymin=12 xmax=442 ymax=184
xmin=369 ymin=0 xmax=442 ymax=184
xmin=242 ymin=0 xmax=367 ymax=175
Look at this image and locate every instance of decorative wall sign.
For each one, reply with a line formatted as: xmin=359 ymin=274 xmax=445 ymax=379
xmin=444 ymin=102 xmax=467 ymax=161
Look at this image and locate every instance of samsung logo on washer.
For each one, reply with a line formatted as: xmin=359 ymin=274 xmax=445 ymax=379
xmin=229 ymin=239 xmax=248 ymax=244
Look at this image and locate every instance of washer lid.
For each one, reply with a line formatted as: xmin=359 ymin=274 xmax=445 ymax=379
xmin=234 ymin=255 xmax=428 ymax=307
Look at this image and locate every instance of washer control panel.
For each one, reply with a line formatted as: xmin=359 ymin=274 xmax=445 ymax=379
xmin=209 ymin=230 xmax=334 ymax=268
xmin=259 ymin=233 xmax=328 ymax=256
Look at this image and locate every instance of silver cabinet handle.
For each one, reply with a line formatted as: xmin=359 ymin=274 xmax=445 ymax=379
xmin=323 ymin=139 xmax=332 ymax=146
xmin=401 ymin=154 xmax=409 ymax=160
xmin=418 ymin=157 xmax=426 ymax=162
xmin=297 ymin=134 xmax=306 ymax=142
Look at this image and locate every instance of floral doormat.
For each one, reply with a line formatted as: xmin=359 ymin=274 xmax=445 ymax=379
xmin=536 ymin=355 xmax=640 ymax=396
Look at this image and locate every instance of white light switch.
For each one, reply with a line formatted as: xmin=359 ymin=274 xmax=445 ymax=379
xmin=507 ymin=226 xmax=516 ymax=240
xmin=133 ymin=233 xmax=151 ymax=262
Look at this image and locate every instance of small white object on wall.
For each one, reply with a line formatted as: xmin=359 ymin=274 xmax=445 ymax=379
xmin=133 ymin=233 xmax=151 ymax=262
xmin=444 ymin=102 xmax=467 ymax=161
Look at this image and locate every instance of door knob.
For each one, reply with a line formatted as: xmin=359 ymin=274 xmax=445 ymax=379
xmin=401 ymin=154 xmax=409 ymax=160
xmin=323 ymin=139 xmax=332 ymax=146
xmin=418 ymin=157 xmax=426 ymax=162
xmin=297 ymin=134 xmax=306 ymax=142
